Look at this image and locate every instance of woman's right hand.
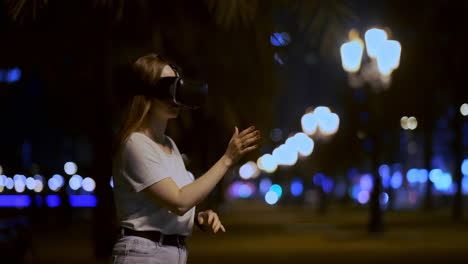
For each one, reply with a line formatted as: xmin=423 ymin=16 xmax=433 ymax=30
xmin=223 ymin=126 xmax=261 ymax=167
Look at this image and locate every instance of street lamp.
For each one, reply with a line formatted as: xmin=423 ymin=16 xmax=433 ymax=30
xmin=340 ymin=28 xmax=402 ymax=233
xmin=341 ymin=28 xmax=401 ymax=89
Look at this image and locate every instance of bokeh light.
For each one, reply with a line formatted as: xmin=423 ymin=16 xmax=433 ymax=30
xmin=14 ymin=179 xmax=26 ymax=193
xmin=265 ymin=191 xmax=279 ymax=205
xmin=460 ymin=103 xmax=468 ymax=116
xmin=269 ymin=184 xmax=283 ymax=198
xmin=239 ymin=161 xmax=260 ymax=180
xmin=69 ymin=174 xmax=83 ymax=190
xmin=46 ymin=195 xmax=61 ymax=207
xmin=270 ymin=32 xmax=290 ymax=47
xmin=48 ymin=177 xmax=60 ymax=192
xmin=110 ymin=176 xmax=114 ymax=188
xmin=322 ymin=177 xmax=334 ymax=194
xmin=64 ymin=161 xmax=78 ymax=175
xmin=364 ymin=28 xmax=388 ymax=58
xmin=360 ymin=174 xmax=373 ymax=191
xmin=380 ymin=192 xmax=389 ymax=205
xmin=238 ymin=182 xmax=255 ymax=198
xmin=376 ymin=40 xmax=401 ymax=75
xmin=318 ymin=113 xmax=340 ymax=135
xmin=5 ymin=177 xmax=14 ymax=190
xmin=301 ymin=113 xmax=319 ymax=135
xmin=391 ymin=171 xmax=403 ymax=189
xmin=26 ymin=177 xmax=36 ymax=190
xmin=259 ymin=178 xmax=272 ymax=194
xmin=407 ymin=116 xmax=418 ymax=130
xmin=82 ymin=177 xmax=96 ymax=192
xmin=272 ymin=144 xmax=298 ymax=166
xmin=340 ymin=40 xmax=364 ymax=72
xmin=400 ymin=116 xmax=409 ymax=130
xmin=357 ymin=190 xmax=370 ymax=204
xmin=290 ymin=178 xmax=304 ymax=197
xmin=461 ymin=159 xmax=468 ymax=175
xmin=257 ymin=154 xmax=278 ymax=173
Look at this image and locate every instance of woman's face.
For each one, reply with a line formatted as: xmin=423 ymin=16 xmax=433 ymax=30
xmin=150 ymin=65 xmax=181 ymax=120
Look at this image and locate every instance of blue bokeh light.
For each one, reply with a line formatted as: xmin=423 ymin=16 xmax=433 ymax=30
xmin=6 ymin=68 xmax=21 ymax=83
xmin=69 ymin=195 xmax=98 ymax=207
xmin=0 ymin=195 xmax=31 ymax=207
xmin=270 ymin=32 xmax=290 ymax=47
xmin=46 ymin=195 xmax=61 ymax=207
xmin=462 ymin=176 xmax=468 ymax=194
xmin=391 ymin=171 xmax=403 ymax=189
xmin=407 ymin=168 xmax=420 ymax=184
xmin=313 ymin=173 xmax=325 ymax=186
xmin=461 ymin=159 xmax=468 ymax=175
xmin=380 ymin=192 xmax=389 ymax=205
xmin=238 ymin=184 xmax=253 ymax=198
xmin=290 ymin=178 xmax=303 ymax=197
xmin=357 ymin=190 xmax=370 ymax=204
xmin=379 ymin=164 xmax=391 ymax=188
xmin=259 ymin=178 xmax=272 ymax=194
xmin=322 ymin=177 xmax=334 ymax=194
xmin=269 ymin=184 xmax=283 ymax=198
xmin=360 ymin=174 xmax=373 ymax=191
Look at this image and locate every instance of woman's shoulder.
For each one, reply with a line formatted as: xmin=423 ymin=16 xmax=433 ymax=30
xmin=124 ymin=132 xmax=156 ymax=152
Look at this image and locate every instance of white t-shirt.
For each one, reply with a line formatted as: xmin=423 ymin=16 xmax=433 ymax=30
xmin=112 ymin=131 xmax=195 ymax=236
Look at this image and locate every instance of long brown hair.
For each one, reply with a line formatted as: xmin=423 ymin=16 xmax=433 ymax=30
xmin=112 ymin=53 xmax=169 ymax=160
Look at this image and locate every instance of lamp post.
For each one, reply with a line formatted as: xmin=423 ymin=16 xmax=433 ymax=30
xmin=340 ymin=28 xmax=401 ymax=232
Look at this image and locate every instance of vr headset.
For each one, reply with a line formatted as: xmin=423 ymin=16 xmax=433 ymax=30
xmin=134 ymin=64 xmax=208 ymax=110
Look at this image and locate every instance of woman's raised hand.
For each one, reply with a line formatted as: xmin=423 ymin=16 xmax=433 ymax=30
xmin=223 ymin=125 xmax=261 ymax=167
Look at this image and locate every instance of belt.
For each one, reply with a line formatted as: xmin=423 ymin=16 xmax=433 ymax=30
xmin=121 ymin=227 xmax=186 ymax=248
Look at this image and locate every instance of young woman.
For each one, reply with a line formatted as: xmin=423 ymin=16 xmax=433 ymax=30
xmin=111 ymin=53 xmax=261 ymax=264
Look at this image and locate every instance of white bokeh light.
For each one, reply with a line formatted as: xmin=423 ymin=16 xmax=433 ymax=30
xmin=318 ymin=113 xmax=340 ymax=135
xmin=273 ymin=144 xmax=298 ymax=166
xmin=14 ymin=179 xmax=26 ymax=193
xmin=82 ymin=177 xmax=96 ymax=192
xmin=301 ymin=113 xmax=319 ymax=135
xmin=407 ymin=116 xmax=418 ymax=130
xmin=64 ymin=162 xmax=78 ymax=175
xmin=26 ymin=177 xmax=36 ymax=190
xmin=340 ymin=40 xmax=364 ymax=72
xmin=69 ymin=174 xmax=83 ymax=190
xmin=257 ymin=154 xmax=278 ymax=173
xmin=376 ymin=40 xmax=401 ymax=75
xmin=460 ymin=103 xmax=468 ymax=116
xmin=48 ymin=177 xmax=60 ymax=192
xmin=364 ymin=28 xmax=388 ymax=58
xmin=34 ymin=180 xmax=44 ymax=193
xmin=239 ymin=161 xmax=260 ymax=180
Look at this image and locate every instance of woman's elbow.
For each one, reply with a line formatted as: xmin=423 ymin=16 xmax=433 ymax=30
xmin=173 ymin=206 xmax=191 ymax=216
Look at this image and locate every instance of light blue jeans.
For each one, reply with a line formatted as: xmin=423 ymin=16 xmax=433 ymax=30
xmin=111 ymin=232 xmax=188 ymax=264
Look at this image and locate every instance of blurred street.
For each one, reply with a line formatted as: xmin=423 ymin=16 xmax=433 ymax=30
xmin=26 ymin=201 xmax=467 ymax=264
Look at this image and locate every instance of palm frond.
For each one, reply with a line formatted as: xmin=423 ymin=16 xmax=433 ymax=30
xmin=4 ymin=0 xmax=48 ymax=22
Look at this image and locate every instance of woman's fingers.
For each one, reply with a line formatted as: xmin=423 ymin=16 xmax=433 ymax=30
xmin=239 ymin=126 xmax=256 ymax=138
xmin=197 ymin=215 xmax=204 ymax=225
xmin=207 ymin=213 xmax=215 ymax=225
xmin=219 ymin=223 xmax=226 ymax=232
xmin=240 ymin=144 xmax=260 ymax=155
xmin=213 ymin=221 xmax=222 ymax=233
xmin=241 ymin=134 xmax=261 ymax=148
xmin=211 ymin=217 xmax=220 ymax=230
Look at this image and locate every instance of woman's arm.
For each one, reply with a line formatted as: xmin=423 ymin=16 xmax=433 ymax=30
xmin=142 ymin=155 xmax=233 ymax=216
xmin=142 ymin=125 xmax=261 ymax=216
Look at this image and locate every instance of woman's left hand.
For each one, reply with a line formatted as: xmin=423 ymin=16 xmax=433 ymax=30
xmin=197 ymin=210 xmax=226 ymax=234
